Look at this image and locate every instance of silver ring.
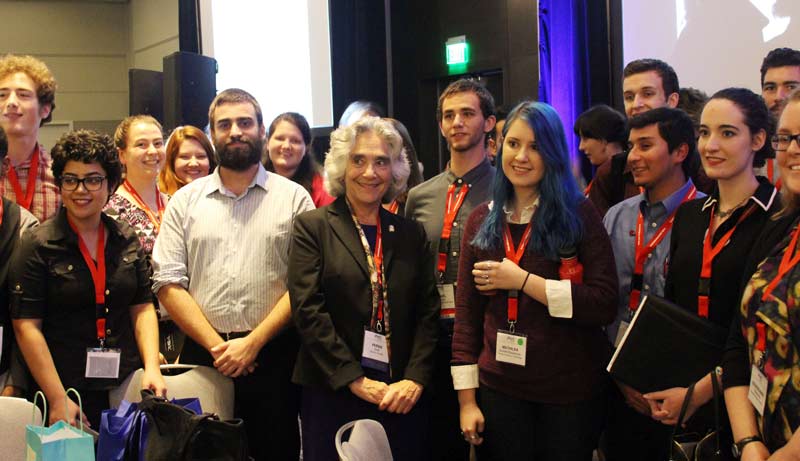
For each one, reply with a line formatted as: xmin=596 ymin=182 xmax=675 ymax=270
xmin=484 ymin=274 xmax=489 ymax=280
xmin=470 ymin=435 xmax=478 ymax=440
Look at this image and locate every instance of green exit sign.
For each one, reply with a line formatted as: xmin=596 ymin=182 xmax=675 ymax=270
xmin=446 ymin=36 xmax=469 ymax=65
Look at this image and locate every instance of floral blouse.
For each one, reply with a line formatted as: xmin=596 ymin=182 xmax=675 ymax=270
xmin=740 ymin=216 xmax=800 ymax=449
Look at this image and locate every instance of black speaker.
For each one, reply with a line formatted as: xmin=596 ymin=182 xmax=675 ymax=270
xmin=129 ymin=69 xmax=164 ymax=121
xmin=163 ymin=51 xmax=217 ymax=131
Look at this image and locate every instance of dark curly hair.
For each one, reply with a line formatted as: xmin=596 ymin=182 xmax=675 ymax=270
xmin=51 ymin=129 xmax=122 ymax=195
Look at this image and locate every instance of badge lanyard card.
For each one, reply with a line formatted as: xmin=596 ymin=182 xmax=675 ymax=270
xmin=437 ymin=181 xmax=469 ymax=319
xmin=66 ymin=217 xmax=121 ymax=379
xmin=495 ymin=221 xmax=533 ymax=367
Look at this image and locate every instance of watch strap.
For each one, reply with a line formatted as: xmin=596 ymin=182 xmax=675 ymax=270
xmin=732 ymin=435 xmax=762 ymax=458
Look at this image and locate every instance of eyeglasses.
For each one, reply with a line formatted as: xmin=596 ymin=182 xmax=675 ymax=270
xmin=771 ymin=133 xmax=800 ymax=151
xmin=60 ymin=175 xmax=107 ymax=191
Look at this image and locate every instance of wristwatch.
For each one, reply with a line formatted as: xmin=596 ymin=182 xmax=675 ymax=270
xmin=732 ymin=435 xmax=763 ymax=458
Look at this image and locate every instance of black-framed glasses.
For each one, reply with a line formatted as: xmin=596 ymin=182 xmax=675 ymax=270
xmin=771 ymin=134 xmax=800 ymax=151
xmin=60 ymin=175 xmax=107 ymax=191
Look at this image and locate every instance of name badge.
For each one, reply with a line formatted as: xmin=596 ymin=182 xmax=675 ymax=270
xmin=614 ymin=320 xmax=630 ymax=348
xmin=85 ymin=348 xmax=121 ymax=379
xmin=748 ymin=365 xmax=768 ymax=416
xmin=361 ymin=330 xmax=390 ymax=373
xmin=496 ymin=329 xmax=527 ymax=366
xmin=438 ymin=284 xmax=456 ymax=318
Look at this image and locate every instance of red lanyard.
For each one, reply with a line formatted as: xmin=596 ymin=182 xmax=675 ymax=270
xmin=761 ymin=224 xmax=800 ymax=301
xmin=67 ymin=217 xmax=107 ymax=346
xmin=7 ymin=146 xmax=40 ymax=211
xmin=373 ymin=223 xmax=385 ymax=325
xmin=628 ymin=185 xmax=697 ymax=311
xmin=503 ymin=221 xmax=533 ymax=325
xmin=122 ymin=180 xmax=164 ymax=232
xmin=0 ymin=198 xmax=4 ymax=227
xmin=437 ymin=182 xmax=469 ymax=277
xmin=697 ymin=204 xmax=755 ymax=318
xmin=386 ymin=200 xmax=400 ymax=215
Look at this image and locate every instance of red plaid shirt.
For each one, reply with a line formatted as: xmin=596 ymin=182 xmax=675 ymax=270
xmin=1 ymin=144 xmax=60 ymax=222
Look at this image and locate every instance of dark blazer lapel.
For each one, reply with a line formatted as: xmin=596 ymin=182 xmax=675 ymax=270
xmin=328 ymin=198 xmax=369 ymax=277
xmin=379 ymin=208 xmax=396 ymax=273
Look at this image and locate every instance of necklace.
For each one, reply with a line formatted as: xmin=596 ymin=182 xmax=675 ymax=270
xmin=715 ymin=197 xmax=749 ymax=219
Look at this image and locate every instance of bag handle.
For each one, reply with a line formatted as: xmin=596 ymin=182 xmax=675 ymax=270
xmin=65 ymin=387 xmax=85 ymax=432
xmin=710 ymin=369 xmax=722 ymax=454
xmin=32 ymin=390 xmax=47 ymax=426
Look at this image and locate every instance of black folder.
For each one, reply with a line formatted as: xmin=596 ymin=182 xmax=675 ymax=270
xmin=606 ymin=295 xmax=729 ymax=393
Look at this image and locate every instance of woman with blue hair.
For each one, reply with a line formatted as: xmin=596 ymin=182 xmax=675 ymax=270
xmin=450 ymin=101 xmax=618 ymax=460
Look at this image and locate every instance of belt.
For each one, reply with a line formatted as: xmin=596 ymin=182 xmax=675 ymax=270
xmin=219 ymin=330 xmax=251 ymax=341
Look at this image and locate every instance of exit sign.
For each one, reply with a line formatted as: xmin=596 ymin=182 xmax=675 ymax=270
xmin=446 ymin=36 xmax=469 ymax=65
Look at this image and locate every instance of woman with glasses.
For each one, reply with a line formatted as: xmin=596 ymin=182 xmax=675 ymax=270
xmin=10 ymin=130 xmax=165 ymax=428
xmin=723 ymin=90 xmax=800 ymax=460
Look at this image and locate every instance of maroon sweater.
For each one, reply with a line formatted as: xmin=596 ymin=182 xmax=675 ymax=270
xmin=452 ymin=200 xmax=618 ymax=404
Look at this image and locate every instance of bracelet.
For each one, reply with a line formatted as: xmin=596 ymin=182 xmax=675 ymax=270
xmin=520 ymin=272 xmax=531 ymax=291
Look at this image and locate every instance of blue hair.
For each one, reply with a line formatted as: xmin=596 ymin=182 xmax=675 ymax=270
xmin=472 ymin=101 xmax=584 ymax=260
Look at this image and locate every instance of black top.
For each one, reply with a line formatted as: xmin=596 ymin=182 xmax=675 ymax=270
xmin=665 ymin=178 xmax=780 ymax=330
xmin=289 ymin=197 xmax=440 ymax=391
xmin=0 ymin=198 xmax=21 ymax=374
xmin=10 ymin=208 xmax=152 ymax=390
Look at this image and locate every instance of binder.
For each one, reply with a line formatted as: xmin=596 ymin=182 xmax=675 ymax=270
xmin=607 ymin=295 xmax=729 ymax=393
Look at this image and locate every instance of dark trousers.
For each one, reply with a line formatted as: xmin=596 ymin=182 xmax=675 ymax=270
xmin=429 ymin=344 xmax=470 ymax=461
xmin=181 ymin=330 xmax=300 ymax=461
xmin=601 ymin=382 xmax=672 ymax=461
xmin=476 ymin=385 xmax=606 ymax=461
xmin=300 ymin=384 xmax=430 ymax=461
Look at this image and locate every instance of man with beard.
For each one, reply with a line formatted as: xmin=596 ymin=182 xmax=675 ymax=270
xmin=152 ymin=88 xmax=314 ymax=461
xmin=405 ymin=78 xmax=496 ymax=461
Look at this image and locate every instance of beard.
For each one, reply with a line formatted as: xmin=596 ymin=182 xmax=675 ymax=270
xmin=215 ymin=136 xmax=263 ymax=171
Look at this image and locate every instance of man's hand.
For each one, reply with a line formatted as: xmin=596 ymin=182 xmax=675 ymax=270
xmin=348 ymin=377 xmax=389 ymax=405
xmin=211 ymin=337 xmax=259 ymax=377
xmin=378 ymin=379 xmax=423 ymax=414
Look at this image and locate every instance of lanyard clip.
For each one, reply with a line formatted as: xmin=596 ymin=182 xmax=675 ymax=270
xmin=508 ymin=321 xmax=516 ymax=333
xmin=376 ymin=320 xmax=384 ymax=334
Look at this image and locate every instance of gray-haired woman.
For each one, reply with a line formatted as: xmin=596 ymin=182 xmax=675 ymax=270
xmin=288 ymin=116 xmax=439 ymax=460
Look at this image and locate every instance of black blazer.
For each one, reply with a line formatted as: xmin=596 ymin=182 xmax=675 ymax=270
xmin=289 ymin=197 xmax=440 ymax=391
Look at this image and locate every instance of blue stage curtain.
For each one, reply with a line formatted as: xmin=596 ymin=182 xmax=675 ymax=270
xmin=538 ymin=0 xmax=592 ymax=168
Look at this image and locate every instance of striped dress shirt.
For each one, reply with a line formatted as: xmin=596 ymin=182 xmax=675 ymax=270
xmin=152 ymin=164 xmax=314 ymax=333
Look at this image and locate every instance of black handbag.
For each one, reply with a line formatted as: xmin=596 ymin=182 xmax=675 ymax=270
xmin=669 ymin=371 xmax=723 ymax=461
xmin=135 ymin=389 xmax=249 ymax=461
